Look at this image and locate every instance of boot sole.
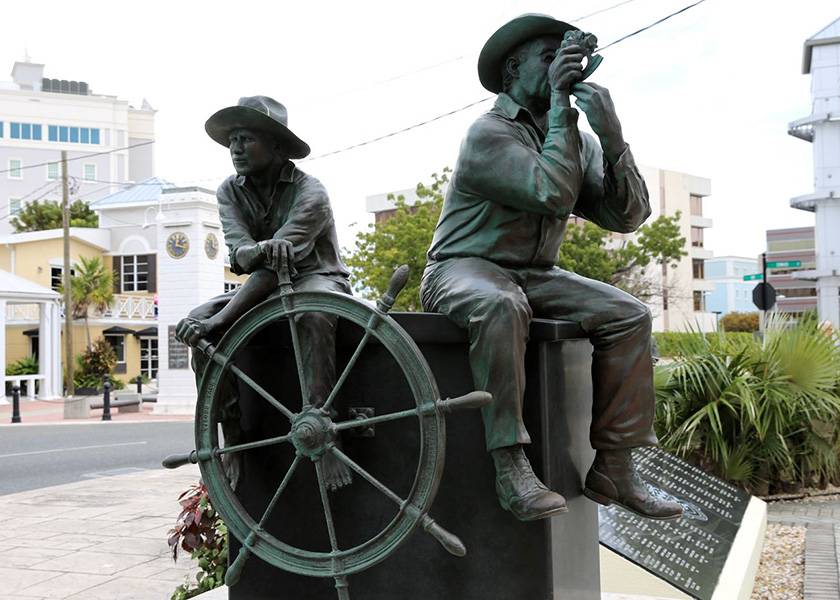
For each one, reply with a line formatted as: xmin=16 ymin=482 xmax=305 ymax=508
xmin=583 ymin=487 xmax=682 ymax=521
xmin=514 ymin=504 xmax=569 ymax=522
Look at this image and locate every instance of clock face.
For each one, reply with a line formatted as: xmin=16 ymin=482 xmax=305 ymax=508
xmin=205 ymin=233 xmax=219 ymax=259
xmin=166 ymin=232 xmax=189 ymax=259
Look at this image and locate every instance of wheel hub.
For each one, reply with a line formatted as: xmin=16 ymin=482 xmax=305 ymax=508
xmin=291 ymin=409 xmax=333 ymax=458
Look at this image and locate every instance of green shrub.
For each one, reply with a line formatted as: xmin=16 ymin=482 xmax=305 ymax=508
xmin=6 ymin=356 xmax=38 ymax=376
xmin=720 ymin=311 xmax=760 ymax=332
xmin=654 ymin=314 xmax=840 ymax=494
xmin=653 ymin=331 xmax=753 ymax=358
xmin=72 ymin=338 xmax=123 ymax=390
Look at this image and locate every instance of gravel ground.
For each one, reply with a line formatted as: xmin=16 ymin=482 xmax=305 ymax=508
xmin=751 ymin=524 xmax=806 ymax=600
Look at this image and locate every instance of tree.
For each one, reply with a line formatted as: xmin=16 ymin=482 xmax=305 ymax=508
xmin=67 ymin=256 xmax=114 ymax=347
xmin=345 ymin=169 xmax=449 ymax=311
xmin=11 ymin=199 xmax=98 ymax=233
xmin=556 ymin=213 xmax=687 ymax=304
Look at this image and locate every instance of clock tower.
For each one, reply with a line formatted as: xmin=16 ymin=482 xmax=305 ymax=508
xmin=154 ymin=186 xmax=224 ymax=415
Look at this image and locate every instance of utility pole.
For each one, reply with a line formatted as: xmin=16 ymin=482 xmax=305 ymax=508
xmin=62 ymin=151 xmax=75 ymax=396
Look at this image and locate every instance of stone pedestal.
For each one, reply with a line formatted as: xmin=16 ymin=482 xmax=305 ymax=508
xmin=227 ymin=313 xmax=599 ymax=600
xmin=63 ymin=396 xmax=91 ymax=419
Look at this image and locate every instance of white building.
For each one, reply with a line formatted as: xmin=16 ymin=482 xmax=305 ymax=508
xmin=366 ymin=167 xmax=717 ymax=332
xmin=0 ymin=59 xmax=156 ymax=234
xmin=788 ymin=18 xmax=840 ymax=328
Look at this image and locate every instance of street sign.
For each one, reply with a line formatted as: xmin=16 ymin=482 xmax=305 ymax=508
xmin=752 ymin=282 xmax=776 ymax=311
xmin=743 ymin=273 xmax=763 ymax=281
xmin=766 ymin=260 xmax=802 ymax=269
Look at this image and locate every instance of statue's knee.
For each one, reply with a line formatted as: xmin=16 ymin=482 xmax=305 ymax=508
xmin=477 ymin=291 xmax=530 ymax=326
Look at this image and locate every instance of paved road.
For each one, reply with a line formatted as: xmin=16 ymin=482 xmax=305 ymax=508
xmin=0 ymin=421 xmax=194 ymax=496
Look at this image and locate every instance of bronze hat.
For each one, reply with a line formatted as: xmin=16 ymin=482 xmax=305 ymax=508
xmin=205 ymin=96 xmax=311 ymax=159
xmin=477 ymin=14 xmax=578 ymax=94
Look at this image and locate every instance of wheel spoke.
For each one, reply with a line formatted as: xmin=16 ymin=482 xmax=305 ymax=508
xmin=332 ymin=406 xmax=421 ymax=433
xmin=314 ymin=461 xmax=341 ymax=551
xmin=258 ymin=454 xmax=303 ymax=527
xmin=322 ymin=312 xmax=380 ymax=413
xmin=228 ymin=364 xmax=295 ymax=420
xmin=215 ymin=433 xmax=292 ymax=457
xmin=328 ymin=446 xmax=404 ymax=507
xmin=282 ymin=304 xmax=311 ymax=407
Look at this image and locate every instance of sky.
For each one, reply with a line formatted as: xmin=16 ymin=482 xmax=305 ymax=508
xmin=3 ymin=0 xmax=839 ymax=258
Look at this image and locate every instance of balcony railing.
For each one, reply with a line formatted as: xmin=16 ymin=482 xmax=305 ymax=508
xmin=102 ymin=295 xmax=157 ymax=320
xmin=5 ymin=295 xmax=157 ymax=323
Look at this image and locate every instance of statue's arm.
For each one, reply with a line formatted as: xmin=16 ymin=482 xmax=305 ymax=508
xmin=456 ymin=108 xmax=585 ymax=217
xmin=270 ymin=178 xmax=332 ymax=263
xmin=572 ymin=133 xmax=650 ymax=233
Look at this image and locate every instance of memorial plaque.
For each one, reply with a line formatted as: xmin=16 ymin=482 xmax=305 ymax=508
xmin=168 ymin=325 xmax=190 ymax=369
xmin=599 ymin=447 xmax=751 ymax=600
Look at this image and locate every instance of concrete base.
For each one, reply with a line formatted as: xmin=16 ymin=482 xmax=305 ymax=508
xmin=62 ymin=396 xmax=91 ymax=419
xmin=225 ymin=313 xmax=599 ymax=600
xmin=113 ymin=392 xmax=142 ymax=413
xmin=600 ymin=497 xmax=767 ymax=599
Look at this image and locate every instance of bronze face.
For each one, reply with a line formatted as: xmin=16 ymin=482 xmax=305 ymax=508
xmin=228 ymin=127 xmax=279 ymax=176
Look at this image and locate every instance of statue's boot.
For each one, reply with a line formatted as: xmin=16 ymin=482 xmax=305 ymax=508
xmin=492 ymin=445 xmax=567 ymax=521
xmin=584 ymin=448 xmax=683 ymax=520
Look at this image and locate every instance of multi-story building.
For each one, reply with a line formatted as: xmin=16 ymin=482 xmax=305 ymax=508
xmin=0 ymin=59 xmax=155 ymax=234
xmin=704 ymin=256 xmax=760 ymax=315
xmin=765 ymin=226 xmax=818 ymax=315
xmin=1 ymin=178 xmax=245 ymax=392
xmin=365 ymin=166 xmax=717 ymax=332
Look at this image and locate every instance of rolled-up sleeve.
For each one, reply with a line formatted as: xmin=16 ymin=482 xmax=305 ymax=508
xmin=217 ymin=180 xmax=256 ymax=275
xmin=573 ymin=133 xmax=650 ymax=233
xmin=457 ymin=106 xmax=585 ymax=217
xmin=271 ymin=178 xmax=331 ymax=263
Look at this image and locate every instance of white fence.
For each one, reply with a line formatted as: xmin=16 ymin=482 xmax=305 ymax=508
xmin=5 ymin=295 xmax=156 ymax=323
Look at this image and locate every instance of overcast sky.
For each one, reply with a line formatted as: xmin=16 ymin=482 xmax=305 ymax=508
xmin=4 ymin=0 xmax=838 ymax=258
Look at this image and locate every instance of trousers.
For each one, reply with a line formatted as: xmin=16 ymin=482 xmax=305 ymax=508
xmin=420 ymin=257 xmax=657 ymax=452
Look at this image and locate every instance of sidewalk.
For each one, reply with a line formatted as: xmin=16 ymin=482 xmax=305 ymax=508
xmin=0 ymin=399 xmax=192 ymax=425
xmin=0 ymin=465 xmax=201 ymax=599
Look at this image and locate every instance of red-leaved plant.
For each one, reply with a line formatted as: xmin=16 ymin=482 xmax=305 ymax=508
xmin=168 ymin=482 xmax=228 ymax=599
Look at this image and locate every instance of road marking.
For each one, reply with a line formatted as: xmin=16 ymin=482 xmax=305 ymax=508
xmin=0 ymin=441 xmax=147 ymax=459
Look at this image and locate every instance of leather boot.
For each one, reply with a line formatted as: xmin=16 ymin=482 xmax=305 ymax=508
xmin=584 ymin=449 xmax=682 ymax=520
xmin=492 ymin=445 xmax=567 ymax=521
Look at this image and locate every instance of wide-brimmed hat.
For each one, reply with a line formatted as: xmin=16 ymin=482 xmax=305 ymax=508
xmin=478 ymin=14 xmax=578 ymax=94
xmin=205 ymin=96 xmax=310 ymax=159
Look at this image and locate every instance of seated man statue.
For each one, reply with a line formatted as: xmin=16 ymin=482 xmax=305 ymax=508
xmin=420 ymin=15 xmax=682 ymax=522
xmin=176 ymin=96 xmax=352 ymax=490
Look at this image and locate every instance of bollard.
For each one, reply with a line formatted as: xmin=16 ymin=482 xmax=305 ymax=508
xmin=136 ymin=377 xmax=142 ymax=394
xmin=11 ymin=384 xmax=21 ymax=424
xmin=102 ymin=376 xmax=112 ymax=421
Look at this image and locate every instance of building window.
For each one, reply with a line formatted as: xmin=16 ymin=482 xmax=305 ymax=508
xmin=83 ymin=164 xmax=96 ymax=181
xmin=9 ymin=122 xmax=42 ymax=140
xmin=8 ymin=159 xmax=22 ymax=179
xmin=693 ymin=290 xmax=705 ymax=312
xmin=224 ymin=281 xmax=242 ymax=293
xmin=0 ymin=121 xmax=4 ymax=137
xmin=9 ymin=198 xmax=21 ymax=215
xmin=50 ymin=266 xmax=74 ymax=291
xmin=47 ymin=125 xmax=100 ymax=145
xmin=692 ymin=259 xmax=705 ymax=279
xmin=30 ymin=335 xmax=39 ymax=360
xmin=691 ymin=226 xmax=704 ymax=247
xmin=104 ymin=334 xmax=126 ymax=364
xmin=690 ymin=195 xmax=703 ymax=217
xmin=47 ymin=162 xmax=59 ymax=180
xmin=140 ymin=337 xmax=158 ymax=379
xmin=122 ymin=255 xmax=149 ymax=292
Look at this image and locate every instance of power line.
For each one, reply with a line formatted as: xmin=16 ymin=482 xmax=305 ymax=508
xmin=0 ymin=140 xmax=155 ymax=175
xmin=599 ymin=0 xmax=707 ymax=51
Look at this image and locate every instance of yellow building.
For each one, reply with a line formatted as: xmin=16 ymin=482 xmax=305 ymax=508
xmin=2 ymin=178 xmax=247 ymax=393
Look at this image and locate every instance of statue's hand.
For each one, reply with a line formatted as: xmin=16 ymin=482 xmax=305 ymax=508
xmin=261 ymin=239 xmax=295 ymax=274
xmin=175 ymin=317 xmax=209 ymax=348
xmin=548 ymin=43 xmax=585 ymax=93
xmin=571 ymin=82 xmax=626 ymax=161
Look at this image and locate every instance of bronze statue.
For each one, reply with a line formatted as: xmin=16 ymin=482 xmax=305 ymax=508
xmin=175 ymin=96 xmax=353 ymax=491
xmin=421 ymin=14 xmax=683 ymax=522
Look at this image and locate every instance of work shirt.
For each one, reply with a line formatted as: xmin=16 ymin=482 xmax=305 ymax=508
xmin=427 ymin=93 xmax=650 ymax=268
xmin=216 ymin=160 xmax=349 ymax=278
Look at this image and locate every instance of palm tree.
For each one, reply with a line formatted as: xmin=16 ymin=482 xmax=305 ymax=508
xmin=68 ymin=256 xmax=114 ymax=348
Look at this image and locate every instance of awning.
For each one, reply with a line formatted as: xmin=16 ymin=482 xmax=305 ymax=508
xmin=102 ymin=326 xmax=137 ymax=335
xmin=23 ymin=328 xmax=39 ymax=337
xmin=133 ymin=326 xmax=158 ymax=337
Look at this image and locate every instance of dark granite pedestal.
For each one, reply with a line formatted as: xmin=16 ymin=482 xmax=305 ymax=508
xmin=226 ymin=312 xmax=600 ymax=600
